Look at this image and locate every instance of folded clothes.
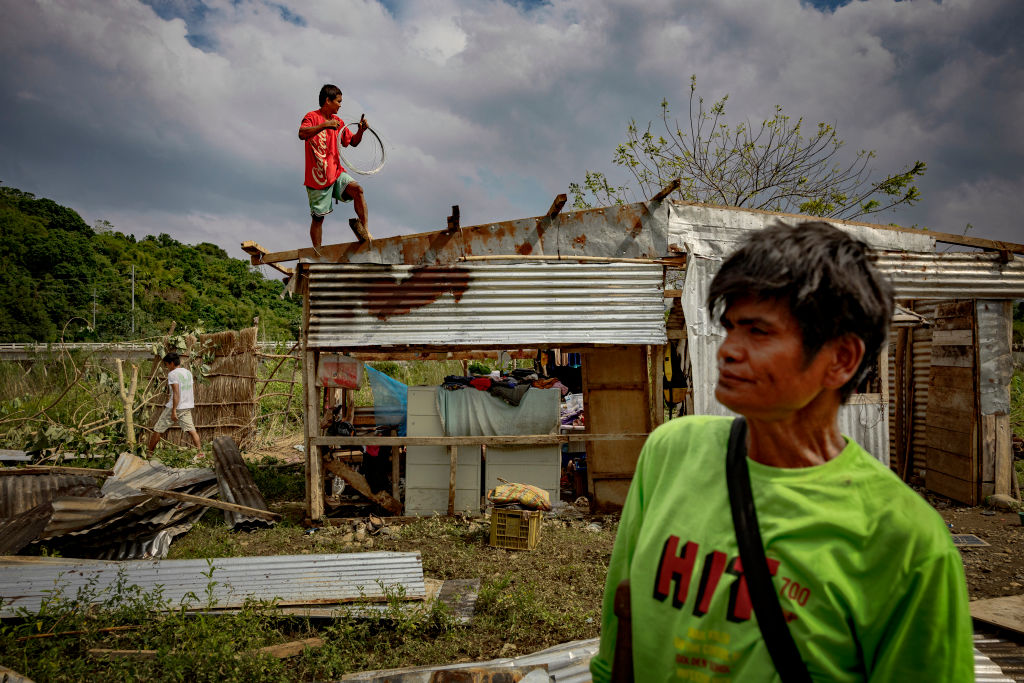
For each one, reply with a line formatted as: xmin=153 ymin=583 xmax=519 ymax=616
xmin=443 ymin=375 xmax=473 ymax=386
xmin=533 ymin=377 xmax=569 ymax=395
xmin=470 ymin=377 xmax=493 ymax=391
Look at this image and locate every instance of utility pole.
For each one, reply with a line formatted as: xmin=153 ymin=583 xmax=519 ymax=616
xmin=131 ymin=264 xmax=135 ymax=335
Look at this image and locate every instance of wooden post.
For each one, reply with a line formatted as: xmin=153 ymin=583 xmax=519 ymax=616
xmin=447 ymin=444 xmax=458 ymax=515
xmin=391 ymin=427 xmax=401 ymax=503
xmin=306 ymin=349 xmax=324 ymax=521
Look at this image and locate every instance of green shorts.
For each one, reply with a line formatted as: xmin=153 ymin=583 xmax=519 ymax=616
xmin=307 ymin=173 xmax=356 ymax=218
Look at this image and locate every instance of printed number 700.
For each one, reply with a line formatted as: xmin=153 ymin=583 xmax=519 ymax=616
xmin=779 ymin=577 xmax=810 ymax=606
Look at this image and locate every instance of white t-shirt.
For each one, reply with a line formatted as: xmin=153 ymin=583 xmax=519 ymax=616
xmin=166 ymin=367 xmax=196 ymax=410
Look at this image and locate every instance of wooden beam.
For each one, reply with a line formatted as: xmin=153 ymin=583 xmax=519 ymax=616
xmin=140 ymin=487 xmax=281 ymax=521
xmin=0 ymin=466 xmax=113 ymax=477
xmin=651 ymin=177 xmax=681 ymax=203
xmin=254 ymin=637 xmax=325 ymax=659
xmin=311 ymin=433 xmax=651 ymax=447
xmin=446 ymin=205 xmax=460 ymax=233
xmin=323 ymin=459 xmax=403 ymax=515
xmin=546 ymin=194 xmax=568 ymax=219
xmin=447 ymin=445 xmax=457 ymax=516
xmin=240 ymin=241 xmax=294 ymax=276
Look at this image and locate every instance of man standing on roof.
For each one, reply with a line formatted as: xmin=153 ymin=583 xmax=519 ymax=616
xmin=299 ymin=84 xmax=372 ymax=251
xmin=148 ymin=352 xmax=203 ymax=460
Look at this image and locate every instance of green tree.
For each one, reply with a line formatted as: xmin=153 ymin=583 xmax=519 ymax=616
xmin=571 ymin=75 xmax=926 ymax=221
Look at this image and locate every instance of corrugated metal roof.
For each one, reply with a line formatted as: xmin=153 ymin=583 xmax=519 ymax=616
xmin=0 ymin=551 xmax=426 ymax=617
xmin=0 ymin=473 xmax=101 ymax=517
xmin=211 ymin=436 xmax=275 ymax=531
xmin=0 ymin=503 xmax=52 ymax=555
xmin=877 ymin=252 xmax=1024 ymax=299
xmin=305 ymin=262 xmax=666 ymax=348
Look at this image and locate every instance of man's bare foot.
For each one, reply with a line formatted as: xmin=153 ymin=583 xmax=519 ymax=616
xmin=349 ymin=218 xmax=372 ymax=242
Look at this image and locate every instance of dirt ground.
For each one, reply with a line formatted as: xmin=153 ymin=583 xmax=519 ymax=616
xmin=930 ymin=496 xmax=1024 ymax=600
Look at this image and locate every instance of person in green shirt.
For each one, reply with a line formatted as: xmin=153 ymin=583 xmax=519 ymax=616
xmin=591 ymin=221 xmax=973 ymax=682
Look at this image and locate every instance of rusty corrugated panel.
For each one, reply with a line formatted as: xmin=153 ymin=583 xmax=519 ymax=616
xmin=302 ymin=202 xmax=671 ymax=266
xmin=878 ymin=252 xmax=1024 ymax=299
xmin=837 ymin=402 xmax=890 ymax=466
xmin=0 ymin=503 xmax=53 ymax=554
xmin=211 ymin=436 xmax=275 ymax=530
xmin=306 ymin=262 xmax=665 ymax=348
xmin=0 ymin=552 xmax=426 ymax=617
xmin=0 ymin=474 xmax=101 ymax=517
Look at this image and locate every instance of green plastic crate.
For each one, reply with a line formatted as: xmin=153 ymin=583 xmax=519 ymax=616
xmin=489 ymin=508 xmax=542 ymax=550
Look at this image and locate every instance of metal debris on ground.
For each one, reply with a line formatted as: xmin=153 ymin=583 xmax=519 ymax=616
xmin=0 ymin=551 xmax=426 ymax=618
xmin=0 ymin=453 xmax=216 ymax=560
xmin=211 ymin=435 xmax=277 ymax=530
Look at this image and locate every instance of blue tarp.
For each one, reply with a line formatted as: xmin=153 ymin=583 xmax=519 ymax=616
xmin=365 ymin=365 xmax=408 ymax=436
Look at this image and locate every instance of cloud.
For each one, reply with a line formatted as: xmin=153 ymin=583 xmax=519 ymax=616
xmin=0 ymin=0 xmax=1020 ymax=260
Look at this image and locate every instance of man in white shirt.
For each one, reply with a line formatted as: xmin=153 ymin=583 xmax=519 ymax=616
xmin=147 ymin=352 xmax=203 ymax=458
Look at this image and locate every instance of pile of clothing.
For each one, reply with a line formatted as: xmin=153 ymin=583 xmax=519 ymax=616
xmin=442 ymin=368 xmax=569 ymax=407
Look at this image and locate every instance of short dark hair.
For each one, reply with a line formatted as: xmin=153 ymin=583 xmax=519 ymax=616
xmin=319 ymin=84 xmax=341 ymax=107
xmin=708 ymin=221 xmax=894 ymax=401
xmin=162 ymin=352 xmax=181 ymax=366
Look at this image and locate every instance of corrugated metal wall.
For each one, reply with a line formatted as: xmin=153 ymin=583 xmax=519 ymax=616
xmin=305 ymin=262 xmax=665 ymax=348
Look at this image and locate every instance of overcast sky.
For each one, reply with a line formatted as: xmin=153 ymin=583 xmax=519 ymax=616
xmin=1 ymin=0 xmax=1021 ymax=268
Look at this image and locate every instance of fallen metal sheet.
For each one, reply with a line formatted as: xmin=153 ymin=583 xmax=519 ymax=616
xmin=0 ymin=552 xmax=425 ymax=617
xmin=100 ymin=453 xmax=216 ymax=499
xmin=0 ymin=504 xmax=53 ymax=555
xmin=212 ymin=436 xmax=275 ymax=531
xmin=0 ymin=449 xmax=32 ymax=463
xmin=0 ymin=473 xmax=101 ymax=518
xmin=341 ymin=638 xmax=600 ymax=682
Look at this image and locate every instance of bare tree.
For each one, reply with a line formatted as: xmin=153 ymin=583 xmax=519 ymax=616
xmin=571 ymin=75 xmax=926 ymax=221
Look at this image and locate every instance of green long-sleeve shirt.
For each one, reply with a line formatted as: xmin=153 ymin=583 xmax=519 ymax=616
xmin=591 ymin=415 xmax=973 ymax=682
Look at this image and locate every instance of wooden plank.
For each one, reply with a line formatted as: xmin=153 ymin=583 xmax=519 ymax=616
xmin=970 ymin=595 xmax=1024 ymax=636
xmin=927 ymin=385 xmax=975 ymax=415
xmin=255 ymin=637 xmax=325 ymax=659
xmin=140 ymin=487 xmax=281 ymax=521
xmin=933 ymin=315 xmax=974 ymax=332
xmin=936 ymin=301 xmax=975 ymax=318
xmin=305 ymin=347 xmax=324 ymax=521
xmin=926 ymin=469 xmax=976 ymax=505
xmin=925 ymin=407 xmax=974 ymax=433
xmin=0 ymin=466 xmax=113 ymax=477
xmin=925 ymin=425 xmax=974 ymax=456
xmin=546 ymin=194 xmax=567 ymax=219
xmin=993 ymin=413 xmax=1012 ymax=496
xmin=930 ymin=329 xmax=973 ymax=346
xmin=930 ymin=345 xmax=973 ymax=368
xmin=323 ymin=459 xmax=403 ymax=515
xmin=846 ymin=393 xmax=883 ymax=405
xmin=653 ymin=344 xmax=665 ymax=429
xmin=447 ymin=445 xmax=457 ymax=516
xmin=928 ymin=365 xmax=974 ymax=391
xmin=925 ymin=449 xmax=973 ymax=480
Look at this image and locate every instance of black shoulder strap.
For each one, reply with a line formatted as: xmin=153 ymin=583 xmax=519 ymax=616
xmin=726 ymin=417 xmax=812 ymax=683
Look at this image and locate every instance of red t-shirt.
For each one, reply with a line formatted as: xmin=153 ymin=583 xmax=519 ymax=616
xmin=301 ymin=109 xmax=353 ymax=189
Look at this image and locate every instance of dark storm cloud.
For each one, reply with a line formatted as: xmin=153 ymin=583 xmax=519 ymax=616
xmin=0 ymin=0 xmax=1019 ymax=253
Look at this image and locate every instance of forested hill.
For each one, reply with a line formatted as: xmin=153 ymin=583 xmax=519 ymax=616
xmin=0 ymin=186 xmax=300 ymax=342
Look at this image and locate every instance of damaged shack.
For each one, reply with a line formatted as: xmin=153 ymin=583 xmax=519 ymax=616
xmin=243 ymin=195 xmax=1024 ymax=522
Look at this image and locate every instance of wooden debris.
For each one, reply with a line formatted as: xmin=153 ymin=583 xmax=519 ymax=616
xmin=241 ymin=241 xmax=295 ymax=276
xmin=446 ymin=205 xmax=460 ymax=233
xmin=323 ymin=459 xmax=403 ymax=515
xmin=87 ymin=637 xmax=325 ymax=661
xmin=971 ymin=594 xmax=1024 ymax=636
xmin=545 ymin=193 xmax=567 ymax=219
xmin=139 ymin=486 xmax=281 ymax=521
xmin=651 ymin=177 xmax=681 ymax=202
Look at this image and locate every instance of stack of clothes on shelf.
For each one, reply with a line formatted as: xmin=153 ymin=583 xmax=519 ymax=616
xmin=441 ymin=368 xmax=569 ymax=407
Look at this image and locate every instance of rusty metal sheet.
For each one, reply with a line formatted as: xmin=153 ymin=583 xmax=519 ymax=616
xmin=300 ymin=202 xmax=671 ymax=266
xmin=878 ymin=252 xmax=1024 ymax=299
xmin=211 ymin=436 xmax=275 ymax=530
xmin=305 ymin=262 xmax=666 ymax=349
xmin=0 ymin=552 xmax=426 ymax=617
xmin=0 ymin=503 xmax=53 ymax=555
xmin=0 ymin=473 xmax=101 ymax=518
